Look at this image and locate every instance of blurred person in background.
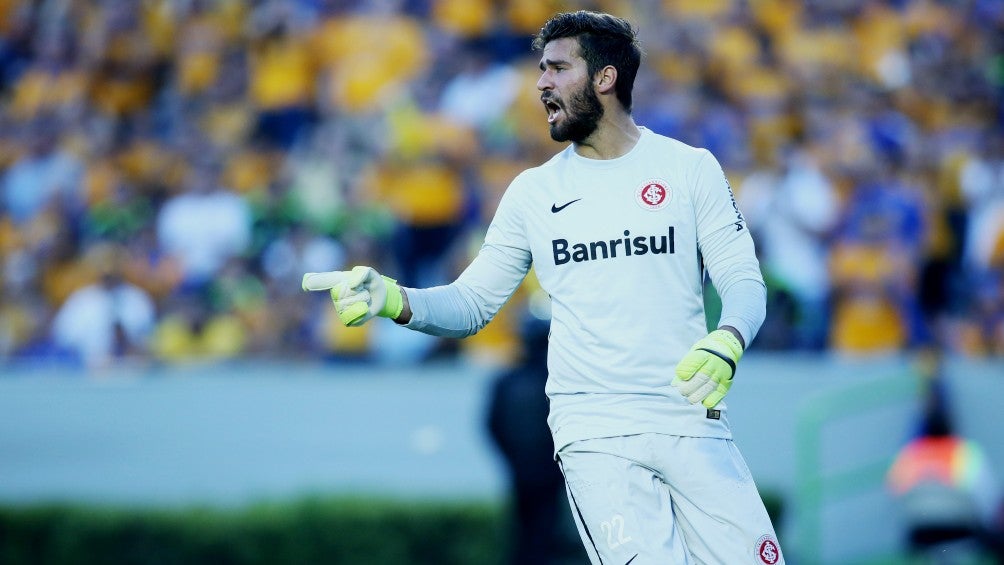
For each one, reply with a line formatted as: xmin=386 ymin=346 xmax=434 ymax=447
xmin=828 ymin=160 xmax=928 ymax=354
xmin=6 ymin=23 xmax=87 ymax=122
xmin=309 ymin=0 xmax=428 ymax=117
xmin=149 ymin=292 xmax=237 ymax=362
xmin=261 ymin=224 xmax=346 ymax=356
xmin=84 ymin=1 xmax=160 ymax=120
xmin=954 ymin=269 xmax=1004 ymax=356
xmin=156 ymin=155 xmax=252 ymax=292
xmin=0 ymin=289 xmax=58 ymax=361
xmin=887 ymin=357 xmax=1004 ymax=563
xmin=738 ymin=145 xmax=839 ymax=350
xmin=361 ymin=149 xmax=472 ymax=289
xmin=438 ymin=37 xmax=522 ymax=131
xmin=1 ymin=114 xmax=83 ymax=226
xmin=487 ymin=310 xmax=581 ymax=565
xmin=51 ymin=242 xmax=156 ymax=369
xmin=247 ymin=0 xmax=316 ymax=150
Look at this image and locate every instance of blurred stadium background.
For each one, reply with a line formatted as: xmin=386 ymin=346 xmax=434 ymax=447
xmin=0 ymin=0 xmax=1002 ymax=564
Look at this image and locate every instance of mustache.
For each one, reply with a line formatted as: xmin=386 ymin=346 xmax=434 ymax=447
xmin=541 ymin=92 xmax=561 ymax=106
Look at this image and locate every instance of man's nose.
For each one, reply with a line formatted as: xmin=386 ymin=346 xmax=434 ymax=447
xmin=536 ymin=72 xmax=551 ymax=91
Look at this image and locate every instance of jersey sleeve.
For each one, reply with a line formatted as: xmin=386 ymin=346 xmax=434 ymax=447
xmin=691 ymin=149 xmax=747 ymax=239
xmin=402 ymin=181 xmax=532 ymax=338
xmin=691 ymin=150 xmax=766 ymax=347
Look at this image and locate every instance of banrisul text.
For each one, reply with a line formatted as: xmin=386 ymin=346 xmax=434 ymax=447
xmin=553 ymin=227 xmax=675 ymax=265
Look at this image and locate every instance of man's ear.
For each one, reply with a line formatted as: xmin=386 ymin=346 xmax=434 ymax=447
xmin=594 ymin=65 xmax=618 ymax=95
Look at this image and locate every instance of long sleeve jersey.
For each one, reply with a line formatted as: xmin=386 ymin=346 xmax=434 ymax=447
xmin=404 ymin=128 xmax=766 ymax=451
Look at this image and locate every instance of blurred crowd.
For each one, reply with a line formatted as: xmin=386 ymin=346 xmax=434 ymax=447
xmin=0 ymin=0 xmax=1001 ymax=370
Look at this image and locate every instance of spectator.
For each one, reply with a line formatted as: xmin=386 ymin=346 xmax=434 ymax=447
xmin=438 ymin=38 xmax=522 ymax=130
xmin=951 ymin=270 xmax=1004 ymax=356
xmin=309 ymin=1 xmax=428 ymax=115
xmin=7 ymin=25 xmax=86 ymax=121
xmin=829 ymin=162 xmax=927 ymax=353
xmin=150 ymin=291 xmax=247 ymax=362
xmin=247 ymin=0 xmax=316 ymax=149
xmin=961 ymin=133 xmax=1004 ymax=278
xmin=357 ymin=149 xmax=472 ymax=288
xmin=739 ymin=146 xmax=839 ymax=350
xmin=84 ymin=2 xmax=159 ymax=119
xmin=887 ymin=364 xmax=1003 ymax=562
xmin=2 ymin=115 xmax=83 ymax=226
xmin=156 ymin=157 xmax=252 ymax=290
xmin=486 ymin=313 xmax=580 ymax=565
xmin=51 ymin=242 xmax=156 ymax=369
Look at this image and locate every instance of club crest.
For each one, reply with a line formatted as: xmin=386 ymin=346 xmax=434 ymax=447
xmin=635 ymin=179 xmax=671 ymax=211
xmin=753 ymin=534 xmax=781 ymax=564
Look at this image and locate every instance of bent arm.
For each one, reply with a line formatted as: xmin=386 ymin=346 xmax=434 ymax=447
xmin=691 ymin=149 xmax=766 ymax=349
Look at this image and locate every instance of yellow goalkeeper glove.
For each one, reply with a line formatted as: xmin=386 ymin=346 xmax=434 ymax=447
xmin=671 ymin=329 xmax=744 ymax=409
xmin=301 ymin=266 xmax=404 ymax=327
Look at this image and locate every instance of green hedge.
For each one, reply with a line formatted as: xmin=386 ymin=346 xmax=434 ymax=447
xmin=0 ymin=497 xmax=505 ymax=565
xmin=0 ymin=492 xmax=784 ymax=565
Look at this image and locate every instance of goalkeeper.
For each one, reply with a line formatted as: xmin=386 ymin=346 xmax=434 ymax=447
xmin=304 ymin=11 xmax=782 ymax=565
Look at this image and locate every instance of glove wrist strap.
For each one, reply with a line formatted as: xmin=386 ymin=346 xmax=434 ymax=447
xmin=711 ymin=328 xmax=744 ymax=360
xmin=379 ymin=277 xmax=404 ymax=320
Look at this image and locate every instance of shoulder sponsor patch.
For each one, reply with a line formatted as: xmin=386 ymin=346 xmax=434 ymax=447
xmin=723 ymin=174 xmax=746 ymax=231
xmin=753 ymin=534 xmax=781 ymax=564
xmin=635 ymin=179 xmax=671 ymax=211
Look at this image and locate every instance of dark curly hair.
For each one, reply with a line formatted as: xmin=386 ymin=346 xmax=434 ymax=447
xmin=532 ymin=11 xmax=642 ymax=112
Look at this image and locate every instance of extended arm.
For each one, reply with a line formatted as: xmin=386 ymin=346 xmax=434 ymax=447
xmin=399 ymin=239 xmax=531 ymax=337
xmin=303 ymin=237 xmax=531 ymax=338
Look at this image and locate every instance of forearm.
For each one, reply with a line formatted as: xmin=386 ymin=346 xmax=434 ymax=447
xmin=700 ymin=224 xmax=766 ymax=349
xmin=398 ymin=282 xmax=496 ymax=338
xmin=717 ymin=278 xmax=766 ymax=349
xmin=396 ymin=243 xmax=530 ymax=338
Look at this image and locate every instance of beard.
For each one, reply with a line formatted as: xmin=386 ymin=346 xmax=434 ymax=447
xmin=548 ymin=82 xmax=604 ymax=143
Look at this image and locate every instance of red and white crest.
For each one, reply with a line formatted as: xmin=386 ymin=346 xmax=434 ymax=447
xmin=635 ymin=179 xmax=671 ymax=211
xmin=753 ymin=534 xmax=781 ymax=564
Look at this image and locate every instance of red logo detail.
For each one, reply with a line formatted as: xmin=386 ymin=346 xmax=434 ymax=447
xmin=755 ymin=535 xmax=780 ymax=564
xmin=636 ymin=179 xmax=670 ymax=210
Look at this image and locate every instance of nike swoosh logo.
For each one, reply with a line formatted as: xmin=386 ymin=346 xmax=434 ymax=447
xmin=551 ymin=198 xmax=582 ymax=213
xmin=624 ymin=554 xmax=638 ymax=564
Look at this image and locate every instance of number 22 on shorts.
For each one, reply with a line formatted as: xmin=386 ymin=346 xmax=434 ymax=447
xmin=600 ymin=513 xmax=633 ymax=550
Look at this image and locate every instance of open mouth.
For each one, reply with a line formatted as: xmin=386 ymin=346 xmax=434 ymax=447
xmin=542 ymin=98 xmax=562 ymax=124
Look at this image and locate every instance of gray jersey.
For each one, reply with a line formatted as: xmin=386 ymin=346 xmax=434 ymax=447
xmin=404 ymin=128 xmax=765 ymax=451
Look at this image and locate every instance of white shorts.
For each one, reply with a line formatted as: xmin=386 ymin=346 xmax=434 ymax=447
xmin=557 ymin=433 xmax=784 ymax=565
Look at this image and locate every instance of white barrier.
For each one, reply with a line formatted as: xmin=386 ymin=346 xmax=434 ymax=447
xmin=1 ymin=354 xmax=1001 ymax=563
